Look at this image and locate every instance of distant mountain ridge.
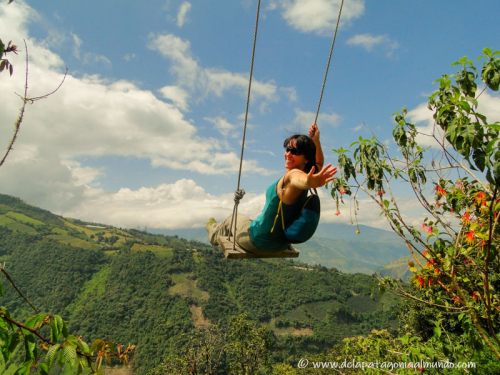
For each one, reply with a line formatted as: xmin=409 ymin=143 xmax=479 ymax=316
xmin=152 ymin=221 xmax=408 ymax=274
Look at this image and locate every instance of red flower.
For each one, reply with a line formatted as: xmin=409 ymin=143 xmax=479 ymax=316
xmin=462 ymin=212 xmax=471 ymax=224
xmin=453 ymin=296 xmax=460 ymax=304
xmin=465 ymin=231 xmax=475 ymax=244
xmin=427 ymin=258 xmax=436 ymax=266
xmin=475 ymin=191 xmax=486 ymax=205
xmin=472 ymin=291 xmax=481 ymax=302
xmin=416 ymin=275 xmax=425 ymax=288
xmin=376 ymin=189 xmax=385 ymax=196
xmin=423 ymin=250 xmax=428 ymax=256
xmin=338 ymin=187 xmax=346 ymax=194
xmin=434 ymin=185 xmax=447 ymax=197
xmin=335 ymin=210 xmax=340 ymax=216
xmin=421 ymin=224 xmax=433 ymax=234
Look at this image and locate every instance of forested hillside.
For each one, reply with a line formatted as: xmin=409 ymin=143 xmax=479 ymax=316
xmin=0 ymin=194 xmax=399 ymax=374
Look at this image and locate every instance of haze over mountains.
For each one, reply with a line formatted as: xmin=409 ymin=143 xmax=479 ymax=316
xmin=153 ymin=222 xmax=410 ymax=275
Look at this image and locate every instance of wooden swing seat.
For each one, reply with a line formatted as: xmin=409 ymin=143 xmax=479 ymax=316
xmin=218 ymin=237 xmax=299 ymax=259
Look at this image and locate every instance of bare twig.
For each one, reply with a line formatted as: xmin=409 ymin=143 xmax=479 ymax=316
xmin=0 ymin=40 xmax=67 ymax=169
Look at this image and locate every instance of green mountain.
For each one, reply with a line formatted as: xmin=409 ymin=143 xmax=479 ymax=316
xmin=0 ymin=194 xmax=401 ymax=374
xmin=377 ymin=252 xmax=427 ymax=282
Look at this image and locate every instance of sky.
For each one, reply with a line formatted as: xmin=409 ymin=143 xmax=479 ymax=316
xmin=0 ymin=0 xmax=499 ymax=232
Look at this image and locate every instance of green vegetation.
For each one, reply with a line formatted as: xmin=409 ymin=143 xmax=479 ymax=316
xmin=0 ymin=193 xmax=399 ymax=374
xmin=327 ymin=48 xmax=500 ymax=373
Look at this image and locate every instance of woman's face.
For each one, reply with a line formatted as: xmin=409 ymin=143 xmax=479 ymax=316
xmin=284 ymin=139 xmax=308 ymax=171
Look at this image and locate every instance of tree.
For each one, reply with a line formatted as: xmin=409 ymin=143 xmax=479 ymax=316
xmin=330 ymin=48 xmax=500 ymax=369
xmin=149 ymin=315 xmax=272 ymax=375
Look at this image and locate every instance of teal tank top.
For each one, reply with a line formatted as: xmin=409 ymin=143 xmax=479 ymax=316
xmin=249 ymin=177 xmax=308 ymax=251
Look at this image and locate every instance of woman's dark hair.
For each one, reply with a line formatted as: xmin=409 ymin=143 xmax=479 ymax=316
xmin=283 ymin=134 xmax=316 ymax=173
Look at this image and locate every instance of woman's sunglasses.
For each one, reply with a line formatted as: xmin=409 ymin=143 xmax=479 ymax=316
xmin=285 ymin=146 xmax=303 ymax=156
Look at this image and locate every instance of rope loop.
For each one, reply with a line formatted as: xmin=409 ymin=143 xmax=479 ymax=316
xmin=234 ymin=189 xmax=246 ymax=204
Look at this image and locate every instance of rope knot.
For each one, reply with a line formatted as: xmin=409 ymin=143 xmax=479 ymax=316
xmin=234 ymin=189 xmax=246 ymax=204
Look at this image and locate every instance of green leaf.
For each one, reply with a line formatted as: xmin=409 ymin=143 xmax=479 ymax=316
xmin=425 ymin=346 xmax=435 ymax=360
xmin=78 ymin=354 xmax=90 ymax=371
xmin=61 ymin=320 xmax=69 ymax=339
xmin=482 ymin=47 xmax=493 ymax=56
xmin=90 ymin=339 xmax=104 ymax=354
xmin=0 ymin=282 xmax=4 ymax=297
xmin=458 ymin=100 xmax=471 ymax=113
xmin=25 ymin=313 xmax=48 ymax=330
xmin=45 ymin=344 xmax=60 ymax=368
xmin=485 ymin=124 xmax=500 ymax=132
xmin=50 ymin=320 xmax=60 ymax=343
xmin=23 ymin=334 xmax=36 ymax=361
xmin=472 ymin=149 xmax=486 ymax=172
xmin=493 ymin=160 xmax=500 ymax=184
xmin=486 ymin=169 xmax=495 ymax=185
xmin=461 ymin=123 xmax=476 ymax=144
xmin=434 ymin=326 xmax=442 ymax=338
xmin=38 ymin=363 xmax=49 ymax=375
xmin=464 ymin=96 xmax=478 ymax=107
xmin=8 ymin=332 xmax=21 ymax=358
xmin=63 ymin=345 xmax=77 ymax=367
xmin=13 ymin=361 xmax=31 ymax=375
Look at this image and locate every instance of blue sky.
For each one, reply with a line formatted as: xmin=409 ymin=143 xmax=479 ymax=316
xmin=0 ymin=0 xmax=499 ymax=231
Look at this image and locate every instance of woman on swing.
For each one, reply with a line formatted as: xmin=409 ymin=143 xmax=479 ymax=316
xmin=207 ymin=124 xmax=337 ymax=256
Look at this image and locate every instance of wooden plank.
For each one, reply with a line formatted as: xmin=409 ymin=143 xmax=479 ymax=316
xmin=218 ymin=237 xmax=299 ymax=259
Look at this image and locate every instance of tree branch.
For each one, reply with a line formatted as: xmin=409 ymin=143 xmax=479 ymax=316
xmin=1 ymin=265 xmax=38 ymax=312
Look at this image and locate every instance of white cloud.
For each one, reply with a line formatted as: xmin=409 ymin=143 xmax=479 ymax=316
xmin=319 ymin=187 xmax=428 ymax=231
xmin=0 ymin=1 xmax=62 ymax=70
xmin=71 ymin=32 xmax=111 ymax=67
xmin=147 ymin=33 xmax=199 ymax=88
xmin=204 ymin=116 xmax=237 ymax=137
xmin=177 ymin=2 xmax=191 ymax=27
xmin=273 ymin=0 xmax=365 ymax=36
xmin=61 ymin=160 xmax=104 ymax=187
xmin=346 ymin=33 xmax=399 ymax=57
xmin=124 ymin=53 xmax=136 ymax=61
xmin=159 ymin=85 xmax=189 ymax=111
xmin=293 ymin=108 xmax=341 ymax=127
xmin=62 ymin=179 xmax=267 ymax=230
xmin=0 ymin=1 xmax=273 ymax=219
xmin=148 ymin=33 xmax=279 ymax=103
xmin=280 ymin=86 xmax=298 ymax=102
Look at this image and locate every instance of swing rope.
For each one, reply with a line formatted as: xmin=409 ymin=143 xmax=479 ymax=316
xmin=228 ymin=0 xmax=261 ymax=249
xmin=314 ymin=0 xmax=345 ymax=125
xmin=227 ymin=0 xmax=343 ymax=251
